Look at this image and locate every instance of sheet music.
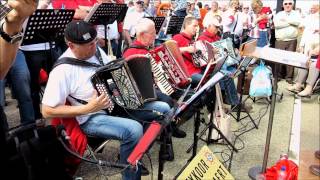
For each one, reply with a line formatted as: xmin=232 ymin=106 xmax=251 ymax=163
xmin=240 ymin=39 xmax=308 ymax=69
xmin=175 ymin=72 xmax=225 ymax=116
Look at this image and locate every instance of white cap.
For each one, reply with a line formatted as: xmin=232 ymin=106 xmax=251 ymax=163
xmin=187 ymin=0 xmax=195 ymax=4
xmin=203 ymin=16 xmax=221 ymax=28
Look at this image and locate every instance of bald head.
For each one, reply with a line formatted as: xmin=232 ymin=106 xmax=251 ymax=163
xmin=135 ymin=18 xmax=156 ymax=46
xmin=135 ymin=18 xmax=155 ymax=36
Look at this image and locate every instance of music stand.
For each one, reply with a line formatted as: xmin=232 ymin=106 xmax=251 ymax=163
xmin=147 ymin=17 xmax=165 ymax=36
xmin=165 ymin=15 xmax=185 ymax=36
xmin=21 ymin=9 xmax=75 ymax=71
xmin=240 ymin=40 xmax=309 ymax=179
xmin=85 ymin=3 xmax=127 ymax=51
xmin=175 ymin=72 xmax=225 ymax=159
xmin=229 ymin=56 xmax=258 ymax=129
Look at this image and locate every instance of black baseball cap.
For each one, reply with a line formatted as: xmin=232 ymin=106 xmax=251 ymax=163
xmin=64 ymin=20 xmax=97 ymax=44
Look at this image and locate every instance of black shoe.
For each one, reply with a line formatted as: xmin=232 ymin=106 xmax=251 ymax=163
xmin=160 ymin=144 xmax=174 ymax=161
xmin=140 ymin=164 xmax=150 ymax=176
xmin=171 ymin=124 xmax=186 ymax=138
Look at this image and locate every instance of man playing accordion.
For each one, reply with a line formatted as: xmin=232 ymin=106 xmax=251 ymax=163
xmin=41 ymin=20 xmax=170 ymax=180
xmin=123 ymin=18 xmax=187 ymax=139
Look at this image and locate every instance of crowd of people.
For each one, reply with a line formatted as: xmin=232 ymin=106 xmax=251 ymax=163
xmin=0 ymin=0 xmax=319 ymax=179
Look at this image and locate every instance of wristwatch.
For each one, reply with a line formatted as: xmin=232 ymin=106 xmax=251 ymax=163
xmin=0 ymin=21 xmax=23 ymax=44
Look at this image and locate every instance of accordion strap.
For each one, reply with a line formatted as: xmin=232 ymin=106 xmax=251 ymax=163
xmin=123 ymin=44 xmax=149 ymax=55
xmin=53 ymin=48 xmax=105 ymax=69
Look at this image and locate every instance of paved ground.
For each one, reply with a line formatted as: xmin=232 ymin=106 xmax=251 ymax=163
xmin=3 ymin=80 xmax=320 ymax=180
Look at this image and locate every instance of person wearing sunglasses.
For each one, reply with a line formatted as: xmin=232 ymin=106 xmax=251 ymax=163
xmin=273 ymin=0 xmax=301 ymax=83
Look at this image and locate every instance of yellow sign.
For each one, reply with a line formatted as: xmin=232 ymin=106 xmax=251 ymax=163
xmin=177 ymin=146 xmax=234 ymax=180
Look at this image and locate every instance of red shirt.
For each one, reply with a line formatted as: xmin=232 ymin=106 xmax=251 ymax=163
xmin=258 ymin=7 xmax=272 ymax=29
xmin=197 ymin=30 xmax=220 ymax=43
xmin=172 ymin=32 xmax=201 ymax=76
xmin=316 ymin=55 xmax=320 ymax=70
xmin=122 ymin=40 xmax=149 ymax=58
xmin=52 ymin=0 xmax=95 ymax=9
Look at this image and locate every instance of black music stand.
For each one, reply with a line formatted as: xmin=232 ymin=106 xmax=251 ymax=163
xmin=174 ymin=72 xmax=229 ymax=178
xmin=244 ymin=41 xmax=308 ymax=179
xmin=165 ymin=16 xmax=185 ymax=36
xmin=85 ymin=3 xmax=127 ymax=51
xmin=147 ymin=17 xmax=165 ymax=36
xmin=175 ymin=72 xmax=225 ymax=159
xmin=21 ymin=9 xmax=75 ymax=71
xmin=229 ymin=57 xmax=258 ymax=128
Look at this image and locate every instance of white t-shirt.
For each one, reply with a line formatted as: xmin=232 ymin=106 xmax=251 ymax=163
xmin=123 ymin=8 xmax=146 ymax=37
xmin=42 ymin=47 xmax=111 ymax=125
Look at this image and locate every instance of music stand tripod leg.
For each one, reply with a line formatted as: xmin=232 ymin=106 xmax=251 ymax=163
xmin=233 ymin=69 xmax=258 ymax=129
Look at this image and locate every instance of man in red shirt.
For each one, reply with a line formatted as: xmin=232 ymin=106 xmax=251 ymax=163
xmin=172 ymin=16 xmax=202 ymax=86
xmin=123 ymin=18 xmax=187 ymax=139
xmin=198 ymin=16 xmax=221 ymax=43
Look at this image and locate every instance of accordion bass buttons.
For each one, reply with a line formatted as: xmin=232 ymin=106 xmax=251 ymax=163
xmin=95 ymin=83 xmax=114 ymax=113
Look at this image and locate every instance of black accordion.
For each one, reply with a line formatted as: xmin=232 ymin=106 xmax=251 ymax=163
xmin=91 ymin=55 xmax=157 ymax=112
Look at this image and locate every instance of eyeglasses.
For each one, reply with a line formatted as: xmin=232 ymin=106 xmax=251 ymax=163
xmin=284 ymin=3 xmax=293 ymax=6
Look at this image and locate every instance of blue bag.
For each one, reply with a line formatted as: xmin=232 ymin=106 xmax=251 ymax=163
xmin=249 ymin=62 xmax=272 ymax=97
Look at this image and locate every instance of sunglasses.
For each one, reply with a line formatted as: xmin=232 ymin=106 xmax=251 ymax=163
xmin=284 ymin=3 xmax=292 ymax=6
xmin=243 ymin=7 xmax=249 ymax=9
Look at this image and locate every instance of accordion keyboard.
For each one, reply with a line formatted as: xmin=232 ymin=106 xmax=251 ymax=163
xmin=150 ymin=55 xmax=175 ymax=95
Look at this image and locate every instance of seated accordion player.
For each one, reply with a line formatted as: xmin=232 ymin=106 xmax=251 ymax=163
xmin=91 ymin=55 xmax=157 ymax=112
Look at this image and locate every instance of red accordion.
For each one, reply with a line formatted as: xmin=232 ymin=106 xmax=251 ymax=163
xmin=149 ymin=40 xmax=191 ymax=91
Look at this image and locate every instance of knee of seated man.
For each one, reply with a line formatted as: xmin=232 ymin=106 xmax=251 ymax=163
xmin=155 ymin=101 xmax=170 ymax=114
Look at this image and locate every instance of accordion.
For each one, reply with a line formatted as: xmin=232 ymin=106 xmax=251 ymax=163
xmin=91 ymin=56 xmax=157 ymax=111
xmin=149 ymin=40 xmax=191 ymax=92
xmin=192 ymin=40 xmax=216 ymax=68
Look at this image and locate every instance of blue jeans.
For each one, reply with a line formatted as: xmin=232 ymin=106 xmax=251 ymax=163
xmin=130 ymin=101 xmax=170 ymax=123
xmin=81 ymin=113 xmax=143 ymax=180
xmin=0 ymin=50 xmax=35 ymax=125
xmin=191 ymin=73 xmax=203 ymax=88
xmin=219 ymin=76 xmax=239 ymax=106
xmin=257 ymin=30 xmax=269 ymax=47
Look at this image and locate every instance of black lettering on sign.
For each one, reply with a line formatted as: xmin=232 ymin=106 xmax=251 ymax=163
xmin=217 ymin=169 xmax=226 ymax=179
xmin=198 ymin=162 xmax=207 ymax=174
xmin=187 ymin=175 xmax=194 ymax=180
xmin=200 ymin=159 xmax=210 ymax=170
xmin=191 ymin=170 xmax=201 ymax=180
xmin=218 ymin=165 xmax=227 ymax=175
xmin=195 ymin=167 xmax=203 ymax=178
xmin=214 ymin=172 xmax=221 ymax=180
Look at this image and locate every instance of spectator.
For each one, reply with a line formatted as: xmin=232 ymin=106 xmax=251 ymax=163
xmin=186 ymin=0 xmax=200 ymax=19
xmin=204 ymin=4 xmax=210 ymax=11
xmin=122 ymin=0 xmax=146 ymax=46
xmin=203 ymin=1 xmax=222 ymax=29
xmin=240 ymin=3 xmax=251 ymax=42
xmin=197 ymin=2 xmax=208 ymax=30
xmin=274 ymin=0 xmax=301 ymax=82
xmin=250 ymin=0 xmax=272 ymax=47
xmin=0 ymin=51 xmax=35 ymax=127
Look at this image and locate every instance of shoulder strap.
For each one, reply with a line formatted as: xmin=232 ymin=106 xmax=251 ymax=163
xmin=232 ymin=14 xmax=238 ymax=32
xmin=53 ymin=57 xmax=102 ymax=69
xmin=122 ymin=44 xmax=149 ymax=55
xmin=53 ymin=48 xmax=105 ymax=69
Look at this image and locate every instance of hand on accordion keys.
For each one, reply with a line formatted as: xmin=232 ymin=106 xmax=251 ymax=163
xmin=85 ymin=91 xmax=113 ymax=114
